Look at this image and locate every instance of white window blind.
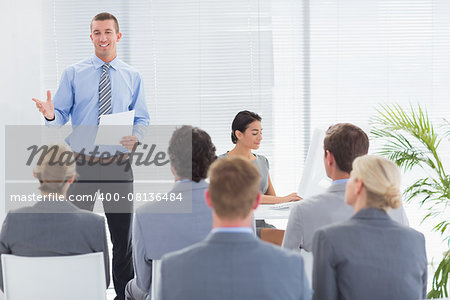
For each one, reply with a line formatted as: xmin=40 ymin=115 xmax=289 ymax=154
xmin=307 ymin=0 xmax=450 ymax=266
xmin=127 ymin=0 xmax=274 ymax=150
xmin=308 ymin=0 xmax=449 ymax=129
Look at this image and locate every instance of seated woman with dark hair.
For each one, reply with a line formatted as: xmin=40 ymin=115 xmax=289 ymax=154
xmin=126 ymin=125 xmax=217 ymax=300
xmin=0 ymin=143 xmax=110 ymax=291
xmin=220 ymin=110 xmax=301 ymax=244
xmin=312 ymin=155 xmax=427 ymax=300
xmin=222 ymin=110 xmax=300 ymax=204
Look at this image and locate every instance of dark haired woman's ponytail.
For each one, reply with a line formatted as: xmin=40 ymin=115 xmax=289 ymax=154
xmin=231 ymin=131 xmax=238 ymax=144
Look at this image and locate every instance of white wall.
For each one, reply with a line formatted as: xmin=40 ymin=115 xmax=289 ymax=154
xmin=0 ymin=0 xmax=43 ymax=223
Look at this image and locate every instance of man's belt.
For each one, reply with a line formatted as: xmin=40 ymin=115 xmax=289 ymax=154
xmin=74 ymin=152 xmax=130 ymax=165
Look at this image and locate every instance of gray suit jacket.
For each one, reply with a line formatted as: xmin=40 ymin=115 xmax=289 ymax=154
xmin=0 ymin=200 xmax=110 ymax=290
xmin=156 ymin=231 xmax=312 ymax=300
xmin=282 ymin=182 xmax=409 ymax=252
xmin=312 ymin=207 xmax=427 ymax=300
xmin=132 ymin=179 xmax=212 ymax=295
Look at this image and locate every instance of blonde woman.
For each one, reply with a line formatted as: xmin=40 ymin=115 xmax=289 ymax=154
xmin=0 ymin=143 xmax=110 ymax=291
xmin=312 ymin=155 xmax=427 ymax=300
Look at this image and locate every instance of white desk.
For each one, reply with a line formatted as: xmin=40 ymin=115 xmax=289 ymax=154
xmin=254 ymin=204 xmax=293 ymax=220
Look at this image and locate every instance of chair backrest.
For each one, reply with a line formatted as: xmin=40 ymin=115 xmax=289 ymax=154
xmin=2 ymin=252 xmax=106 ymax=300
xmin=151 ymin=259 xmax=161 ymax=300
xmin=300 ymin=250 xmax=313 ymax=288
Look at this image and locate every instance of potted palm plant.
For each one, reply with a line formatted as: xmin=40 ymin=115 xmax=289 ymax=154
xmin=370 ymin=104 xmax=449 ymax=298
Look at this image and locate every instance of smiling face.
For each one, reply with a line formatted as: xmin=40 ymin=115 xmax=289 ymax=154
xmin=90 ymin=19 xmax=122 ymax=62
xmin=235 ymin=120 xmax=263 ymax=150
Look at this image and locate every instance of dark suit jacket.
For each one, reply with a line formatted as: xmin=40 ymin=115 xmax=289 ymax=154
xmin=157 ymin=231 xmax=312 ymax=300
xmin=312 ymin=207 xmax=427 ymax=300
xmin=0 ymin=200 xmax=110 ymax=290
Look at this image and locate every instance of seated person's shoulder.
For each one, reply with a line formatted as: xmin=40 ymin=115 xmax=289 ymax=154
xmin=62 ymin=203 xmax=105 ymax=224
xmin=161 ymin=239 xmax=209 ymax=264
xmin=76 ymin=210 xmax=104 ymax=222
xmin=135 ymin=202 xmax=152 ymax=215
xmin=312 ymin=218 xmax=362 ymax=246
xmin=315 ymin=220 xmax=353 ymax=236
xmin=290 ymin=192 xmax=330 ymax=213
xmin=258 ymin=241 xmax=306 ymax=272
xmin=390 ymin=221 xmax=425 ymax=241
xmin=62 ymin=212 xmax=105 ymax=233
xmin=6 ymin=206 xmax=34 ymax=215
xmin=217 ymin=153 xmax=228 ymax=159
xmin=3 ymin=204 xmax=105 ymax=233
xmin=260 ymin=239 xmax=302 ymax=259
xmin=254 ymin=154 xmax=269 ymax=164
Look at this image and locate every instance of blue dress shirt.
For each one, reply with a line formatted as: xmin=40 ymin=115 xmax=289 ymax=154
xmin=332 ymin=178 xmax=349 ymax=185
xmin=211 ymin=227 xmax=254 ymax=234
xmin=46 ymin=55 xmax=150 ymax=154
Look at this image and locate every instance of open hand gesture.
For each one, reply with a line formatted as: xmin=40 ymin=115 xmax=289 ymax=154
xmin=32 ymin=90 xmax=55 ymax=120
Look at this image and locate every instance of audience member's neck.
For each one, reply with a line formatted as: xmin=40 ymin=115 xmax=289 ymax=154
xmin=172 ymin=169 xmax=190 ymax=182
xmin=212 ymin=211 xmax=253 ymax=229
xmin=353 ymin=196 xmax=369 ymax=213
xmin=330 ymin=169 xmax=350 ymax=182
xmin=228 ymin=144 xmax=254 ymax=160
xmin=41 ymin=192 xmax=66 ymax=199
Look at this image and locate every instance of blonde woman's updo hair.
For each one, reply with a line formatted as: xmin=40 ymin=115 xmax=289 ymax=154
xmin=33 ymin=143 xmax=77 ymax=194
xmin=351 ymin=155 xmax=402 ymax=210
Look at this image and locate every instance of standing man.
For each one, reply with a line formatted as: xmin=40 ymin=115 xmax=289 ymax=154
xmin=32 ymin=12 xmax=150 ymax=300
xmin=156 ymin=157 xmax=312 ymax=300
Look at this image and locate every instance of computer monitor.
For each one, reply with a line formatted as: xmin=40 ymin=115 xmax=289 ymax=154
xmin=297 ymin=128 xmax=331 ymax=199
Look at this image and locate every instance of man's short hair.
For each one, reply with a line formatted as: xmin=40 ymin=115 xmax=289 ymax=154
xmin=323 ymin=123 xmax=369 ymax=173
xmin=91 ymin=12 xmax=119 ymax=33
xmin=168 ymin=125 xmax=216 ymax=183
xmin=208 ymin=157 xmax=260 ymax=220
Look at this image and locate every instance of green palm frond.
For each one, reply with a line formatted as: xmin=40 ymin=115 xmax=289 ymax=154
xmin=444 ymin=119 xmax=450 ymax=139
xmin=434 ymin=221 xmax=450 ymax=237
xmin=371 ymin=104 xmax=446 ymax=179
xmin=428 ymin=253 xmax=450 ymax=298
xmin=372 ymin=132 xmax=430 ymax=171
xmin=371 ymin=104 xmax=449 ymax=298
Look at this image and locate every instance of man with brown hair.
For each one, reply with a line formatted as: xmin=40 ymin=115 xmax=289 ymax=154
xmin=156 ymin=157 xmax=312 ymax=300
xmin=125 ymin=126 xmax=216 ymax=300
xmin=282 ymin=123 xmax=408 ymax=252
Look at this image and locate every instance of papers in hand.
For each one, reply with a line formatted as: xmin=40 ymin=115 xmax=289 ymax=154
xmin=94 ymin=110 xmax=135 ymax=145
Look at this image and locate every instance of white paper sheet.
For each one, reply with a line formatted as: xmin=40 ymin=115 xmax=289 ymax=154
xmin=94 ymin=110 xmax=135 ymax=145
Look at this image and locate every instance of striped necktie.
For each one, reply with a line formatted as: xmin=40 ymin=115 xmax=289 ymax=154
xmin=98 ymin=63 xmax=112 ymax=124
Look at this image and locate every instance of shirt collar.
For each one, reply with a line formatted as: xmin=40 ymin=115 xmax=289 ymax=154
xmin=211 ymin=227 xmax=253 ymax=234
xmin=176 ymin=179 xmax=191 ymax=183
xmin=92 ymin=55 xmax=118 ymax=70
xmin=332 ymin=178 xmax=349 ymax=185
